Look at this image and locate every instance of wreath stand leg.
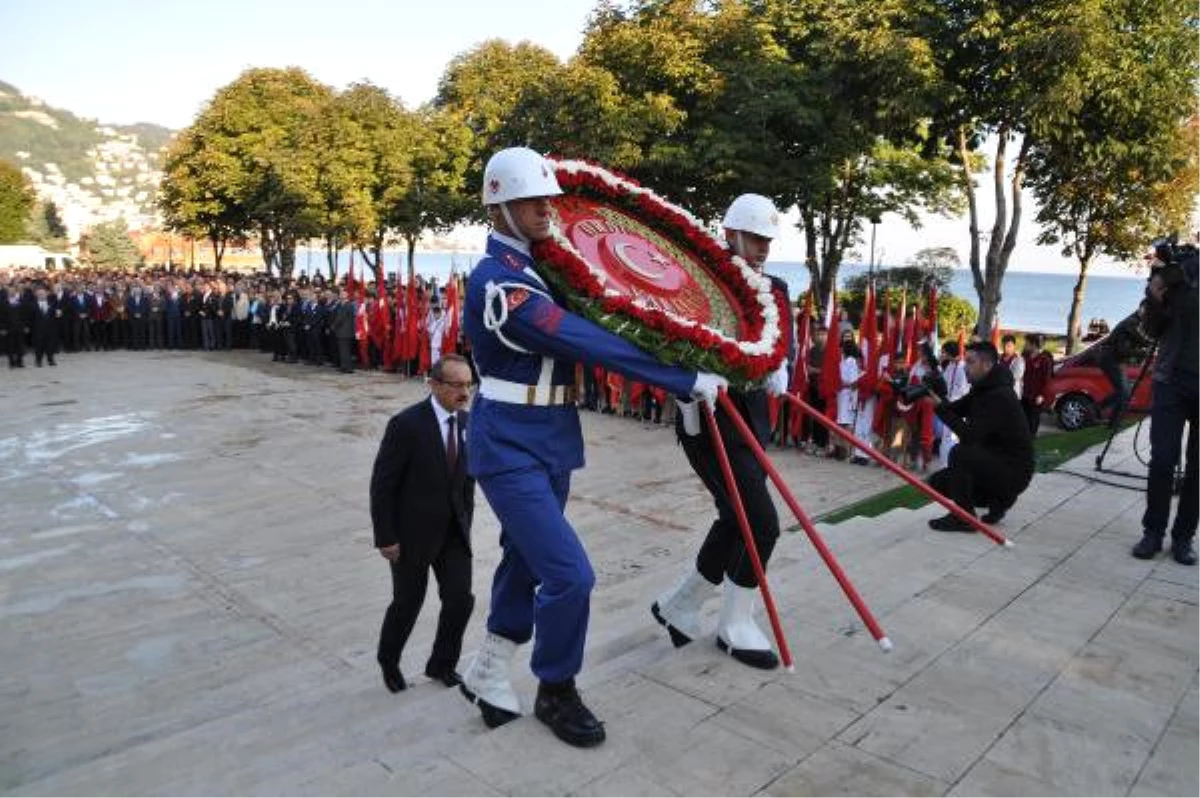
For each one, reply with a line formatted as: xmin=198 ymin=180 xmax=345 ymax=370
xmin=702 ymin=391 xmax=794 ymax=672
xmin=715 ymin=391 xmax=893 ymax=652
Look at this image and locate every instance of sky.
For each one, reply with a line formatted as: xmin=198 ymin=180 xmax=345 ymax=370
xmin=0 ymin=0 xmax=1157 ymax=278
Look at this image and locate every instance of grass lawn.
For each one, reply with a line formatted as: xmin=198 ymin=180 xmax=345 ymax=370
xmin=815 ymin=419 xmax=1141 ymax=525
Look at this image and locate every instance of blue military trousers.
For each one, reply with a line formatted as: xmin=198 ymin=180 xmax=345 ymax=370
xmin=479 ymin=466 xmax=594 ymax=683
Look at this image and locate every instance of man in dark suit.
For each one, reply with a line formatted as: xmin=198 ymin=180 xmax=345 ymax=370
xmin=30 ymin=284 xmax=60 ymax=367
xmin=329 ymin=287 xmax=357 ymax=373
xmin=370 ymin=353 xmax=476 ymax=693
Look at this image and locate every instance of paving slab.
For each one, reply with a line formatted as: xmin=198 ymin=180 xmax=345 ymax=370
xmin=1 ymin=351 xmax=1197 ymax=796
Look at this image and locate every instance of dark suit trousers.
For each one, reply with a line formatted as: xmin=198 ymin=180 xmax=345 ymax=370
xmin=929 ymin=444 xmax=1024 ymax=516
xmin=676 ymin=416 xmax=780 ymax=589
xmin=378 ymin=527 xmax=474 ymax=674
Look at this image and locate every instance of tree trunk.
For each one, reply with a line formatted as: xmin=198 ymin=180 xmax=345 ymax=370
xmin=209 ymin=232 xmax=226 ymax=272
xmin=278 ymin=229 xmax=296 ymax=281
xmin=325 ymin=235 xmax=339 ymax=281
xmin=1065 ymin=256 xmax=1090 ymax=355
xmin=405 ymin=233 xmax=417 ymax=282
xmin=260 ymin=223 xmax=278 ymax=276
xmin=957 ymin=126 xmax=983 ymax=307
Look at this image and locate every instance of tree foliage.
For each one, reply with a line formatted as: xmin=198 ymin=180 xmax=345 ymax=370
xmin=84 ymin=218 xmax=141 ymax=270
xmin=1023 ymin=0 xmax=1199 ymax=351
xmin=0 ymin=158 xmax=34 ymax=243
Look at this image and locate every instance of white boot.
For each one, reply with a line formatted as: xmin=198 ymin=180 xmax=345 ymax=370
xmin=460 ymin=632 xmax=522 ymax=728
xmin=716 ymin=576 xmax=779 ymax=670
xmin=651 ymin=569 xmax=717 ymax=647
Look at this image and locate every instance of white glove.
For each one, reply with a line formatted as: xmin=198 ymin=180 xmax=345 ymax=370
xmin=676 ymin=397 xmax=701 ymax=436
xmin=691 ymin=371 xmax=727 ymax=407
xmin=765 ymin=362 xmax=789 ymax=397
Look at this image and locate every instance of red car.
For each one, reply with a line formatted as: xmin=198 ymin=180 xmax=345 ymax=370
xmin=1041 ymin=331 xmax=1155 ymax=431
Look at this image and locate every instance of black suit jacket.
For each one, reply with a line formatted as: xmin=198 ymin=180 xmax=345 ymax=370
xmin=370 ymin=399 xmax=474 ymax=566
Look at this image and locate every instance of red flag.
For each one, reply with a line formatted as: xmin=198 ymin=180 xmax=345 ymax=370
xmin=903 ymin=308 xmax=918 ymax=368
xmin=404 ymin=283 xmax=420 ymax=361
xmin=820 ymin=290 xmax=841 ymax=419
xmin=356 ymin=274 xmax=369 ymax=368
xmin=442 ymin=273 xmax=460 ymax=357
xmin=858 ymin=282 xmax=878 ymax=401
xmin=790 ymin=292 xmax=813 ymax=393
xmin=895 ymin=287 xmax=908 ymax=359
xmin=957 ymin=327 xmax=966 ymax=360
xmin=991 ymin=316 xmax=1002 ymax=350
xmin=346 ymin=252 xmax=357 ymax=298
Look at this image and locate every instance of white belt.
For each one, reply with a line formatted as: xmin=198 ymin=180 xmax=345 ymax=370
xmin=479 ymin=376 xmax=577 ymax=406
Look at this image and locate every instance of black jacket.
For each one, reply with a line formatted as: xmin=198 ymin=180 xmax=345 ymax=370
xmin=935 ymin=364 xmax=1034 ymax=490
xmin=369 ymin=399 xmax=474 ymax=566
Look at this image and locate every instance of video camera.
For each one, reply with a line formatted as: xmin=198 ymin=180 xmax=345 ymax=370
xmin=890 ymin=341 xmax=948 ymax=403
xmin=1149 ymin=236 xmax=1198 ymax=290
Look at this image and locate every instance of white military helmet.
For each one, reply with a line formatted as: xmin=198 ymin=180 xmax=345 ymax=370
xmin=722 ymin=193 xmax=781 ymax=239
xmin=481 ymin=146 xmax=563 ymax=206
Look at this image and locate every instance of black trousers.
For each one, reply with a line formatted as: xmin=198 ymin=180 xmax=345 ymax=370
xmin=929 ymin=444 xmax=1029 ymax=516
xmin=1142 ymin=374 xmax=1198 ymax=542
xmin=336 ymin=336 xmax=354 ymax=372
xmin=677 ymin=408 xmax=780 ymax=588
xmin=378 ymin=529 xmax=474 ymax=675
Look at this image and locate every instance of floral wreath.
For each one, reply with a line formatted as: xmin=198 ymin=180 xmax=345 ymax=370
xmin=530 ymin=158 xmax=785 ymax=385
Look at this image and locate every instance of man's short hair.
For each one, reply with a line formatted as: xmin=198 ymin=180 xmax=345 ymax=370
xmin=941 ymin=341 xmax=960 ymax=358
xmin=1001 ymin=333 xmax=1017 ymax=346
xmin=429 ymin=353 xmax=470 ymax=382
xmin=1026 ymin=333 xmax=1043 ymax=347
xmin=966 ymin=340 xmax=999 ymax=365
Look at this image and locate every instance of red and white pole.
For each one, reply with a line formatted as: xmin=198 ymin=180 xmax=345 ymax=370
xmin=715 ymin=391 xmax=893 ymax=652
xmin=701 ymin=396 xmax=794 ymax=671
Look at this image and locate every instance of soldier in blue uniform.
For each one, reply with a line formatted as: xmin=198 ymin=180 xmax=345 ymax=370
xmin=458 ymin=146 xmax=726 ymax=748
xmin=652 ymin=193 xmax=793 ymax=671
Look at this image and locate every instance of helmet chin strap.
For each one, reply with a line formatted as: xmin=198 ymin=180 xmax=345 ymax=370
xmin=500 ymin=202 xmax=530 ymax=245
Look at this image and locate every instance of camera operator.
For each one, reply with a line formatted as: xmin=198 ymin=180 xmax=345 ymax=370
xmin=1131 ymin=240 xmax=1198 ymax=565
xmin=1093 ymin=305 xmax=1150 ymax=429
xmin=919 ymin=340 xmax=1035 ymax=531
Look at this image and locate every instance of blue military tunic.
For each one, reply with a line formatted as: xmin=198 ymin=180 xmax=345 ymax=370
xmin=463 ymin=232 xmax=698 ymax=683
xmin=464 ymin=234 xmax=697 ymax=477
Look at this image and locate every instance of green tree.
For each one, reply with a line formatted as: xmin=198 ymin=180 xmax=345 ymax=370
xmin=434 ymin=39 xmax=563 ymax=216
xmin=26 ymin=199 xmax=70 ymax=250
xmin=158 ymin=127 xmax=249 ymax=271
xmin=323 ymin=82 xmax=416 ymax=283
xmin=0 ymin=158 xmax=34 ymax=243
xmin=916 ymin=0 xmax=1115 ymax=336
xmin=84 ymin=219 xmax=141 ymax=270
xmin=579 ymin=0 xmax=963 ymax=311
xmin=391 ymin=107 xmax=475 ymax=280
xmin=1024 ymin=0 xmax=1199 ymax=352
xmin=172 ymin=67 xmax=333 ymax=278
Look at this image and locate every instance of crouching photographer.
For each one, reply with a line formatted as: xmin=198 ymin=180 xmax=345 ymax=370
xmin=1132 ymin=239 xmax=1198 ymax=565
xmin=915 ymin=340 xmax=1035 ymax=531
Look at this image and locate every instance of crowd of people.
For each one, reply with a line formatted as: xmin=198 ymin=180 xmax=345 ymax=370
xmin=0 ymin=265 xmax=462 ymax=376
xmin=1 ymin=261 xmax=1063 ymax=471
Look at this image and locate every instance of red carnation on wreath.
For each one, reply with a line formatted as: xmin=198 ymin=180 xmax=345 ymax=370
xmin=529 ymin=157 xmax=784 ymax=386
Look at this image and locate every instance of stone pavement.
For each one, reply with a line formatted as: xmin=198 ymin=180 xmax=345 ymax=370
xmin=1 ymin=351 xmax=1196 ymax=796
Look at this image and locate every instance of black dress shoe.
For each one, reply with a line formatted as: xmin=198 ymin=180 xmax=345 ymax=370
xmin=378 ymin=660 xmax=406 ymax=693
xmin=981 ymin=507 xmax=1006 ymax=524
xmin=1171 ymin=539 xmax=1197 ymax=566
xmin=929 ymin=513 xmax=975 ymax=532
xmin=716 ymin=637 xmax=780 ymax=670
xmin=424 ymin=667 xmax=462 ymax=687
xmin=534 ymin=679 xmax=606 ymax=748
xmin=1131 ymin=533 xmax=1163 ymax=560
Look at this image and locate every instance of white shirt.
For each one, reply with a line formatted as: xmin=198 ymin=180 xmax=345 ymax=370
xmin=429 ymin=396 xmax=458 ymax=453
